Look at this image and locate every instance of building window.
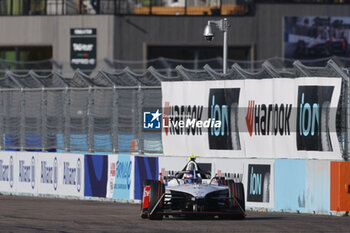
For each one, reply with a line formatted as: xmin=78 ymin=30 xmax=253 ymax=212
xmin=0 ymin=46 xmax=52 ymax=70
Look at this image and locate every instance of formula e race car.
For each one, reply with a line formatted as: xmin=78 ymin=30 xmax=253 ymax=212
xmin=294 ymin=33 xmax=347 ymax=58
xmin=140 ymin=157 xmax=245 ymax=220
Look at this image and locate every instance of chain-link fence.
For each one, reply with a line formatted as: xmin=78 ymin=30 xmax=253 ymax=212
xmin=4 ymin=55 xmax=350 ymax=75
xmin=0 ymin=58 xmax=349 ymax=160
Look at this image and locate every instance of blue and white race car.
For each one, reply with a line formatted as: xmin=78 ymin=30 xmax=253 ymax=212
xmin=140 ymin=157 xmax=245 ymax=220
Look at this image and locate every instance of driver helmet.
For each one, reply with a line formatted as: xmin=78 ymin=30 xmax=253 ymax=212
xmin=184 ymin=161 xmax=201 ymax=184
xmin=184 ymin=173 xmax=194 ymax=184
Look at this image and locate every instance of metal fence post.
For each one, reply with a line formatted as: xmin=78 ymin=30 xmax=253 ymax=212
xmin=41 ymin=88 xmax=47 ymax=151
xmin=137 ymin=86 xmax=144 ymax=155
xmin=20 ymin=89 xmax=25 ymax=151
xmin=0 ymin=90 xmax=3 ymax=150
xmin=112 ymin=86 xmax=119 ymax=153
xmin=131 ymin=88 xmax=137 ymax=153
xmin=88 ymin=87 xmax=94 ymax=153
xmin=64 ymin=87 xmax=71 ymax=152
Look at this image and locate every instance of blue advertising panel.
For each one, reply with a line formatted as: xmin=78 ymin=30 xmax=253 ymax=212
xmin=274 ymin=159 xmax=306 ymax=213
xmin=305 ymin=160 xmax=330 ymax=214
xmin=84 ymin=154 xmax=108 ymax=197
xmin=113 ymin=155 xmax=132 ymax=199
xmin=134 ymin=156 xmax=158 ymax=200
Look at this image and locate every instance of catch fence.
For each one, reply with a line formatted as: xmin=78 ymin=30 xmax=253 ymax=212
xmin=0 ymin=59 xmax=349 ymax=160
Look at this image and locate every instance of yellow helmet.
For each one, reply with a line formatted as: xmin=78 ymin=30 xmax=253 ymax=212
xmin=189 ymin=154 xmax=196 ymax=161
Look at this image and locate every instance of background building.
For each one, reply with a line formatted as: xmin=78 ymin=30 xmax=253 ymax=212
xmin=0 ymin=0 xmax=350 ymax=73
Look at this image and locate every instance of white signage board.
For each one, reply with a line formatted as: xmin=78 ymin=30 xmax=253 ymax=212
xmin=57 ymin=153 xmax=84 ymax=197
xmin=162 ymin=78 xmax=341 ymax=159
xmin=16 ymin=153 xmax=37 ymax=194
xmin=0 ymin=152 xmax=16 ymax=193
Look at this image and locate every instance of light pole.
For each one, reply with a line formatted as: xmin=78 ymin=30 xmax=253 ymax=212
xmin=203 ymin=18 xmax=228 ymax=74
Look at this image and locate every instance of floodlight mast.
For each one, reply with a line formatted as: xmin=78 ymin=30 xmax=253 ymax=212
xmin=204 ymin=18 xmax=228 ymax=74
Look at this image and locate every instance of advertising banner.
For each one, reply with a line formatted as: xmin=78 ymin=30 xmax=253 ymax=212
xmin=16 ymin=153 xmax=37 ymax=194
xmin=85 ymin=154 xmax=108 ymax=198
xmin=37 ymin=153 xmax=59 ymax=195
xmin=107 ymin=154 xmax=118 ymax=198
xmin=0 ymin=152 xmax=84 ymax=197
xmin=134 ymin=156 xmax=158 ymax=200
xmin=106 ymin=154 xmax=134 ymax=200
xmin=0 ymin=152 xmax=16 ymax=193
xmin=161 ymin=78 xmax=341 ymax=159
xmin=158 ymin=156 xmax=189 ymax=175
xmin=57 ymin=153 xmax=84 ymax=197
xmin=245 ymin=160 xmax=274 ymax=209
xmin=211 ymin=158 xmax=245 ymax=183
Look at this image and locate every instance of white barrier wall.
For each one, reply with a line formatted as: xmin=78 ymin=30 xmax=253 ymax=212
xmin=17 ymin=153 xmax=36 ymax=194
xmin=37 ymin=153 xmax=84 ymax=197
xmin=1 ymin=151 xmax=348 ymax=215
xmin=37 ymin=154 xmax=58 ymax=195
xmin=0 ymin=152 xmax=84 ymax=197
xmin=0 ymin=152 xmax=16 ymax=193
xmin=56 ymin=153 xmax=84 ymax=197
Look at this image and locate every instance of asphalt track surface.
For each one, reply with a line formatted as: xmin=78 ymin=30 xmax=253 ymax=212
xmin=0 ymin=195 xmax=349 ymax=232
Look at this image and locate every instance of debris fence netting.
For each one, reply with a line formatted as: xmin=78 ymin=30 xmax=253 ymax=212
xmin=0 ymin=58 xmax=349 ymax=160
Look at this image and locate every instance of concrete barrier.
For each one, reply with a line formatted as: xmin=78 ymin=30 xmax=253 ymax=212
xmin=1 ymin=151 xmax=349 ymax=215
xmin=274 ymin=159 xmax=306 ymax=213
xmin=331 ymin=161 xmax=350 ymax=212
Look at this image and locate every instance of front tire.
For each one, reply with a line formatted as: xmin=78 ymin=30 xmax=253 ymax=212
xmin=228 ymin=181 xmax=245 ymax=220
xmin=140 ymin=180 xmax=165 ymax=220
